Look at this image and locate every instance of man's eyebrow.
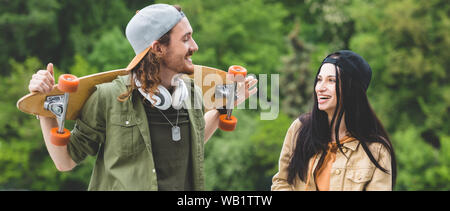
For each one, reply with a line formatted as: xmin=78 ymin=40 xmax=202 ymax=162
xmin=182 ymin=32 xmax=192 ymax=38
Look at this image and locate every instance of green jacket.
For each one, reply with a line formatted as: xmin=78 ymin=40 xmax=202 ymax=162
xmin=67 ymin=75 xmax=205 ymax=190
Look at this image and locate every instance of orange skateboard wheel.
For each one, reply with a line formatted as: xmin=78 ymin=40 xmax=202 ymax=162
xmin=218 ymin=114 xmax=237 ymax=131
xmin=58 ymin=74 xmax=79 ymax=93
xmin=50 ymin=128 xmax=71 ymax=146
xmin=228 ymin=65 xmax=247 ymax=82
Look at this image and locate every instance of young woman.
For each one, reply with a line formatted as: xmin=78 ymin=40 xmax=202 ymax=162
xmin=272 ymin=50 xmax=396 ymax=191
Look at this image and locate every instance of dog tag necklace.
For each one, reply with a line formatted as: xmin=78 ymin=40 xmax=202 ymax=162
xmin=157 ymin=109 xmax=181 ymax=141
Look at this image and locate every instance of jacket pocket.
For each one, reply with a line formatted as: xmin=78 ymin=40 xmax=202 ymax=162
xmin=345 ymin=168 xmax=375 ymax=190
xmin=109 ymin=113 xmax=145 ymax=156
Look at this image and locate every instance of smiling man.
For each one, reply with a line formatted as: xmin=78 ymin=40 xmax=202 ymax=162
xmin=28 ymin=4 xmax=257 ymax=190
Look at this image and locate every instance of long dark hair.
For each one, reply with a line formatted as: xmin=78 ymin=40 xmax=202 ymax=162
xmin=287 ymin=52 xmax=397 ymax=189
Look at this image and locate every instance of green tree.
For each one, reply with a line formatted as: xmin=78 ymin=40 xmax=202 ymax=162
xmin=0 ymin=0 xmax=152 ymax=76
xmin=0 ymin=58 xmax=93 ymax=190
xmin=1 ymin=0 xmax=448 ymax=191
xmin=348 ymin=0 xmax=450 ymax=190
xmin=279 ymin=20 xmax=315 ymax=118
xmin=393 ymin=127 xmax=450 ymax=190
xmin=204 ymin=110 xmax=292 ymax=190
xmin=204 ymin=110 xmax=259 ymax=190
xmin=349 ymin=0 xmax=450 ymax=133
xmin=267 ymin=0 xmax=355 ymax=50
xmin=250 ymin=113 xmax=293 ymax=190
xmin=0 ymin=0 xmax=60 ymax=75
xmin=159 ymin=0 xmax=289 ymax=75
xmin=70 ymin=54 xmax=98 ymax=77
xmin=56 ymin=0 xmax=135 ymax=71
xmin=87 ymin=26 xmax=134 ymax=71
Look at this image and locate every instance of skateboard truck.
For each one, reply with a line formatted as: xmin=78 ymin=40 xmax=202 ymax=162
xmin=45 ymin=74 xmax=79 ymax=146
xmin=45 ymin=94 xmax=69 ymax=133
xmin=218 ymin=65 xmax=247 ymax=131
xmin=215 ymin=84 xmax=239 ymax=102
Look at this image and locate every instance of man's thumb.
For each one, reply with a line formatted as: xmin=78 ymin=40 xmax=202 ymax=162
xmin=47 ymin=63 xmax=54 ymax=77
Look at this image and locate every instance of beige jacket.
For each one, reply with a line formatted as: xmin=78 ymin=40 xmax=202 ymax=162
xmin=271 ymin=119 xmax=392 ymax=191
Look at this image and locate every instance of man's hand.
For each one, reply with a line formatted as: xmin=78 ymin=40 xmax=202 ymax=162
xmin=28 ymin=63 xmax=77 ymax=171
xmin=235 ymin=75 xmax=258 ymax=106
xmin=29 ymin=63 xmax=55 ymax=93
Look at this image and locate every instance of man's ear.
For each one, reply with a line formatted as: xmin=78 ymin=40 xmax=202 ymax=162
xmin=150 ymin=40 xmax=166 ymax=56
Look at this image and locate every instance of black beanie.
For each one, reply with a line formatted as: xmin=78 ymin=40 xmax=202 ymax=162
xmin=321 ymin=50 xmax=372 ymax=92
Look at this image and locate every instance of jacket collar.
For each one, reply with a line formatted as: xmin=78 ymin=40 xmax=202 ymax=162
xmin=342 ymin=139 xmax=360 ymax=151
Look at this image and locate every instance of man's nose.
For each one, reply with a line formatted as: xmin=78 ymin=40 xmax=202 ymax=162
xmin=190 ymin=38 xmax=199 ymax=52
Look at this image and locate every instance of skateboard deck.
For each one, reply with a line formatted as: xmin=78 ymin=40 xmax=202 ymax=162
xmin=17 ymin=65 xmax=230 ymax=120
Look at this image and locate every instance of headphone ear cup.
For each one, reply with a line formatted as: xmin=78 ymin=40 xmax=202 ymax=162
xmin=154 ymin=85 xmax=172 ymax=110
xmin=135 ymin=77 xmax=172 ymax=110
xmin=172 ymin=80 xmax=188 ymax=110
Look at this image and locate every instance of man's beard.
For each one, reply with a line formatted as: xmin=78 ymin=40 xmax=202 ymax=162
xmin=162 ymin=50 xmax=195 ymax=74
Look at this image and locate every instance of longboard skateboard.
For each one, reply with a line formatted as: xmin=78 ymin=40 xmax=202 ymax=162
xmin=17 ymin=64 xmax=247 ymax=145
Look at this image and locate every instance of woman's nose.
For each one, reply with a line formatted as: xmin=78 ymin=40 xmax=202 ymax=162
xmin=316 ymin=82 xmax=326 ymax=92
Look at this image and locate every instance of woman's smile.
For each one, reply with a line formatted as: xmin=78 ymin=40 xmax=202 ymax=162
xmin=317 ymin=95 xmax=332 ymax=104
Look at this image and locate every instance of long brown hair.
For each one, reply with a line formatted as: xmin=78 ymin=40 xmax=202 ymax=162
xmin=118 ymin=5 xmax=182 ymax=102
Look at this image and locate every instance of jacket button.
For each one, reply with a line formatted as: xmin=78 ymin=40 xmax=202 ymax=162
xmin=335 ymin=169 xmax=341 ymax=175
xmin=125 ymin=121 xmax=129 ymax=125
xmin=152 ymin=169 xmax=156 ymax=173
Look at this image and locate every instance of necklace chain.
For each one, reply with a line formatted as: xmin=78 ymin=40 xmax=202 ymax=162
xmin=156 ymin=108 xmax=179 ymax=127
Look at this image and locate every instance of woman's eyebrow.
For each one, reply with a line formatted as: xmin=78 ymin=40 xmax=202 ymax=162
xmin=318 ymin=74 xmax=336 ymax=78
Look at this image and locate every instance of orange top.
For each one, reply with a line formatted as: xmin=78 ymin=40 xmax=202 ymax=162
xmin=316 ymin=136 xmax=356 ymax=191
xmin=304 ymin=135 xmax=356 ymax=191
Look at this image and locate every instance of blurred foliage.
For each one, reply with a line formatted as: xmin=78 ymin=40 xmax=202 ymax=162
xmin=205 ymin=110 xmax=292 ymax=190
xmin=161 ymin=0 xmax=289 ymax=75
xmin=0 ymin=0 xmax=448 ymax=190
xmin=0 ymin=58 xmax=94 ymax=190
xmin=349 ymin=0 xmax=450 ymax=134
xmin=393 ymin=128 xmax=450 ymax=190
xmin=279 ymin=20 xmax=315 ymax=118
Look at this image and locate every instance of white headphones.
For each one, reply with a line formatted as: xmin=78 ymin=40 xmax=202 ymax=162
xmin=135 ymin=74 xmax=188 ymax=110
